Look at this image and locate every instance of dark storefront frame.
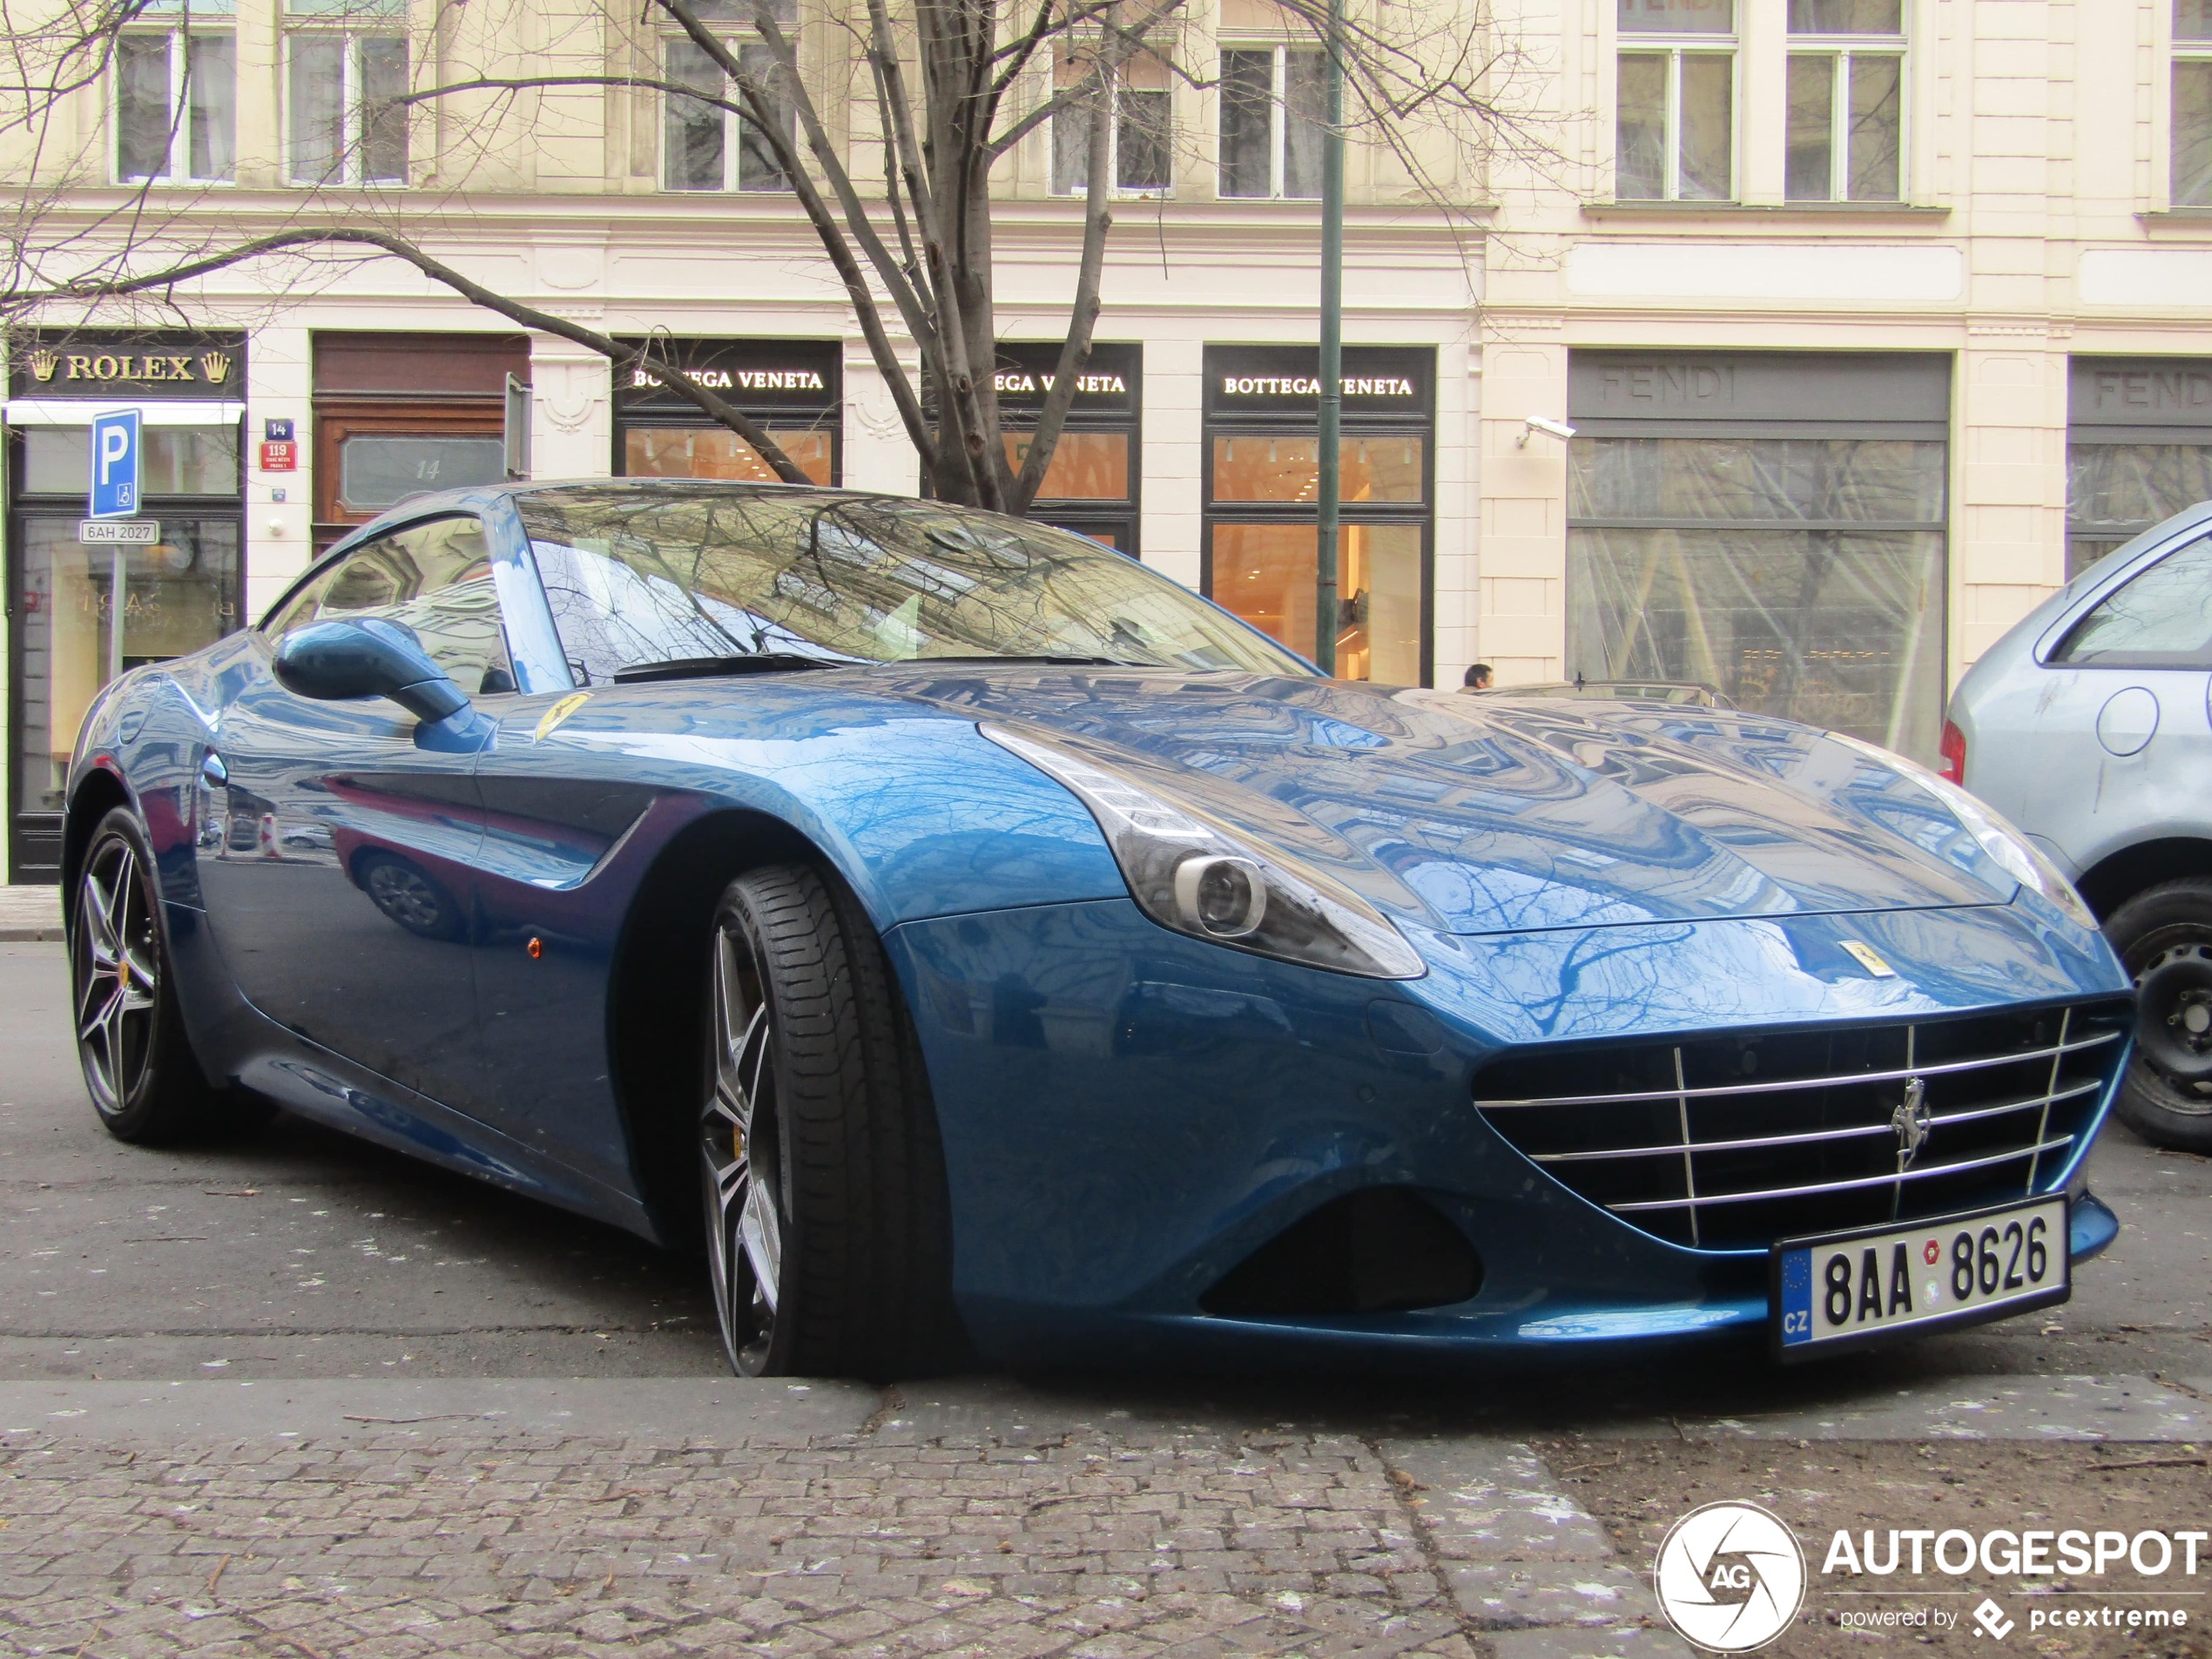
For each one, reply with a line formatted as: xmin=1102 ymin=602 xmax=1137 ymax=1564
xmin=6 ymin=329 xmax=246 ymax=881
xmin=1566 ymin=350 xmax=1951 ymax=761
xmin=1199 ymin=344 xmax=1435 ymax=686
xmin=2066 ymin=357 xmax=2212 ymax=582
xmin=313 ymin=332 xmax=529 ymax=555
xmin=613 ymin=338 xmax=841 ymax=485
xmin=992 ymin=341 xmax=1142 ymax=556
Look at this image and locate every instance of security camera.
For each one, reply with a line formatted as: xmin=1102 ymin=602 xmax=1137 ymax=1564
xmin=1517 ymin=415 xmax=1577 ymax=447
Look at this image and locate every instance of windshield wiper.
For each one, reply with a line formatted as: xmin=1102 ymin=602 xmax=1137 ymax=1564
xmin=611 ymin=653 xmax=856 ymax=684
xmin=907 ymin=653 xmax=1147 ymax=667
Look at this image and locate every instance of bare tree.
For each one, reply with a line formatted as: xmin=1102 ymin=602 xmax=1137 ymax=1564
xmin=1 ymin=0 xmax=1540 ymax=509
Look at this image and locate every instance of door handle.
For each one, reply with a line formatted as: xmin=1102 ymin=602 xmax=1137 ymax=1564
xmin=200 ymin=751 xmax=229 ymax=787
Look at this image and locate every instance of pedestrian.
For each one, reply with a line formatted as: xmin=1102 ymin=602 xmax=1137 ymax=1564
xmin=1461 ymin=663 xmax=1494 ymax=692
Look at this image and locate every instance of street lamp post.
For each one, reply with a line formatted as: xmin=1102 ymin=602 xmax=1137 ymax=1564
xmin=1314 ymin=0 xmax=1345 ymax=676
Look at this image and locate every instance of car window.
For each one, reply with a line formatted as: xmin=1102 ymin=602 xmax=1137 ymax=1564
xmin=2052 ymin=534 xmax=2212 ymax=670
xmin=517 ymin=488 xmax=1308 ymax=684
xmin=267 ymin=516 xmax=518 ymax=695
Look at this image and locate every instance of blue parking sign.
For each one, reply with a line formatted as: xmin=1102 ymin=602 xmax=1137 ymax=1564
xmin=89 ymin=408 xmax=142 ymax=519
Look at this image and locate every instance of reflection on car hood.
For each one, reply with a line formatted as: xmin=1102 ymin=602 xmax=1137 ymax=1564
xmin=874 ymin=669 xmax=2009 ymax=938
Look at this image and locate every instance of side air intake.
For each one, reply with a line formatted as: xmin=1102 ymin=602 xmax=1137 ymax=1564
xmin=1201 ymin=1188 xmax=1482 ymax=1317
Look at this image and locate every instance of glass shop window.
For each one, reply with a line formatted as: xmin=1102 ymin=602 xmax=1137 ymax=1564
xmin=625 ymin=424 xmax=833 ymax=483
xmin=2066 ymin=443 xmax=2212 ymax=580
xmin=1211 ymin=523 xmax=1423 ymax=684
xmin=1001 ymin=430 xmax=1130 ymax=499
xmin=16 ymin=518 xmax=240 ymax=817
xmin=23 ymin=426 xmax=239 ymax=496
xmin=1568 ymin=435 xmax=1947 ymax=759
xmin=1211 ymin=435 xmax=1425 ymax=503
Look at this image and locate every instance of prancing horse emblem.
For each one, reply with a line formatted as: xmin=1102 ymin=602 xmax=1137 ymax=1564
xmin=1892 ymin=1076 xmax=1931 ymax=1170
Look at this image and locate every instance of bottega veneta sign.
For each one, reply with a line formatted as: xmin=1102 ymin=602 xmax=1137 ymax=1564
xmin=994 ymin=372 xmax=1128 ymax=395
xmin=629 ymin=367 xmax=826 ymax=392
xmin=1219 ymin=375 xmax=1417 ymax=397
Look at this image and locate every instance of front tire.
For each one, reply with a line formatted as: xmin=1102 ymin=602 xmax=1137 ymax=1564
xmin=71 ymin=807 xmax=240 ymax=1143
xmin=2106 ymin=877 xmax=2212 ymax=1153
xmin=698 ymin=865 xmax=961 ymax=1378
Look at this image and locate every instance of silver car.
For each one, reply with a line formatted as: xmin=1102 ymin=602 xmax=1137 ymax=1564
xmin=1946 ymin=502 xmax=2212 ymax=1150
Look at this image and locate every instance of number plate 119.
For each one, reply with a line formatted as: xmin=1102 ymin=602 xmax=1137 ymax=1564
xmin=1773 ymin=1197 xmax=2068 ymax=1359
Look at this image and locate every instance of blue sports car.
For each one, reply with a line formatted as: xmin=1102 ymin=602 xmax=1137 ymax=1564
xmin=65 ymin=481 xmax=2132 ymax=1375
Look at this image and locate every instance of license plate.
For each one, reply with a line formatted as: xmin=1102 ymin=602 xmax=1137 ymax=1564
xmin=1772 ymin=1197 xmax=2068 ymax=1359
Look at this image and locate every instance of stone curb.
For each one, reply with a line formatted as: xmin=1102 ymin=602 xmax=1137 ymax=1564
xmin=1378 ymin=1437 xmax=1689 ymax=1653
xmin=0 ymin=926 xmax=64 ymax=942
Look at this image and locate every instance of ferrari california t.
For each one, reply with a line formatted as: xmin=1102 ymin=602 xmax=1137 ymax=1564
xmin=64 ymin=481 xmax=2131 ymax=1375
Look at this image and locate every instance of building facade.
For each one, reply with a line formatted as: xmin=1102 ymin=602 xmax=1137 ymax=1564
xmin=5 ymin=0 xmax=2212 ymax=879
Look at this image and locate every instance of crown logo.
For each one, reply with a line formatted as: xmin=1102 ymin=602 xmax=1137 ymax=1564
xmin=26 ymin=347 xmax=57 ymax=381
xmin=199 ymin=350 xmax=231 ymax=382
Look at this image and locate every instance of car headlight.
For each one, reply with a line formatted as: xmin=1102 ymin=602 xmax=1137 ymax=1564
xmin=1829 ymin=733 xmax=2099 ymax=932
xmin=980 ymin=724 xmax=1426 ymax=979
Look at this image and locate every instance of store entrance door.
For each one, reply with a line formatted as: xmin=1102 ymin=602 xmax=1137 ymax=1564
xmin=9 ymin=504 xmax=242 ymax=881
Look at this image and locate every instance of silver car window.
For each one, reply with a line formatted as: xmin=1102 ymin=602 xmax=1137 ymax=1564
xmin=2052 ymin=533 xmax=2212 ymax=670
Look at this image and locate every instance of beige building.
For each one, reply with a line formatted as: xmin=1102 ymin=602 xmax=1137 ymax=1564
xmin=1477 ymin=0 xmax=2212 ymax=761
xmin=5 ymin=0 xmax=2212 ymax=878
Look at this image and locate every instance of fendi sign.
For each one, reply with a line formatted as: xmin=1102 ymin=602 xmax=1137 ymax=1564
xmin=2069 ymin=358 xmax=2212 ymax=429
xmin=10 ymin=330 xmax=246 ymax=399
xmin=1568 ymin=351 xmax=1952 ymax=427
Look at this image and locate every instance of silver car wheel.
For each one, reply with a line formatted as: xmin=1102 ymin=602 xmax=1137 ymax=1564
xmin=73 ymin=833 xmax=160 ymax=1116
xmin=700 ymin=916 xmax=786 ymax=1374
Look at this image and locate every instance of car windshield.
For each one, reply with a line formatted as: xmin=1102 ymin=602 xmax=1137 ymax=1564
xmin=516 ymin=486 xmax=1309 ymax=684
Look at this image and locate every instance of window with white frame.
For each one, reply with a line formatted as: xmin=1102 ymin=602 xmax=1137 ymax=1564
xmin=2176 ymin=0 xmax=2212 ymax=205
xmin=1051 ymin=45 xmax=1171 ymax=197
xmin=115 ymin=27 xmax=236 ymax=183
xmin=1615 ymin=0 xmax=1734 ymax=201
xmin=1218 ymin=44 xmax=1324 ymax=199
xmin=287 ymin=26 xmax=408 ymax=185
xmin=664 ymin=37 xmax=792 ymax=192
xmin=1784 ymin=0 xmax=1903 ymax=201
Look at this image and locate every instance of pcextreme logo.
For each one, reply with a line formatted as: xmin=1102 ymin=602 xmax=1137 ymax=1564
xmin=1654 ymin=1501 xmax=1808 ymax=1652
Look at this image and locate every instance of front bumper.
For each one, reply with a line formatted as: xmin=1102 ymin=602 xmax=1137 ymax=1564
xmin=885 ymin=896 xmax=2131 ymax=1367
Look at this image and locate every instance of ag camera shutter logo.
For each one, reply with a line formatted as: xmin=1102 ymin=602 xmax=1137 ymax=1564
xmin=1654 ymin=1501 xmax=1807 ymax=1651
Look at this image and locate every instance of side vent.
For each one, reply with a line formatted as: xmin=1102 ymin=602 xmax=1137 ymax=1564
xmin=1201 ymin=1188 xmax=1481 ymax=1317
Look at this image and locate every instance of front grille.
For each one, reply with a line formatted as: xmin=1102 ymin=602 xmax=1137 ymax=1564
xmin=1472 ymin=1000 xmax=2132 ymax=1251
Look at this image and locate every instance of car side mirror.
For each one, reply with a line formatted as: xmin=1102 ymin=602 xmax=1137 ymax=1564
xmin=273 ymin=619 xmax=472 ymax=725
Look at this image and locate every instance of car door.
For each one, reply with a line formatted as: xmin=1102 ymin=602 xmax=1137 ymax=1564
xmin=2013 ymin=531 xmax=2212 ymax=873
xmin=195 ymin=514 xmax=520 ymax=1098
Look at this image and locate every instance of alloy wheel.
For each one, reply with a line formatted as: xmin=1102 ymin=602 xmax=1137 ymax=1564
xmin=700 ymin=915 xmax=786 ymax=1373
xmin=74 ymin=833 xmax=160 ymax=1116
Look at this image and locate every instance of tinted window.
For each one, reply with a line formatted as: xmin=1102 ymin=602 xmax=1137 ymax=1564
xmin=2053 ymin=534 xmax=2212 ymax=668
xmin=266 ymin=516 xmax=516 ymax=694
xmin=517 ymin=487 xmax=1307 ymax=685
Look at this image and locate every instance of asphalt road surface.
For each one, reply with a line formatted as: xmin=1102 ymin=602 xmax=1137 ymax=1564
xmin=3 ymin=937 xmax=2210 ymax=1657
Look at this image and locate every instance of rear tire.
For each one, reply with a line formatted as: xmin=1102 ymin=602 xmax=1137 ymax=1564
xmin=71 ymin=807 xmax=257 ymax=1143
xmin=2105 ymin=877 xmax=2212 ymax=1153
xmin=698 ymin=864 xmax=963 ymax=1378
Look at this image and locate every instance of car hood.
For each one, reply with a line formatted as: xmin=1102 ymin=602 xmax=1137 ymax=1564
xmin=873 ymin=669 xmax=2011 ymax=938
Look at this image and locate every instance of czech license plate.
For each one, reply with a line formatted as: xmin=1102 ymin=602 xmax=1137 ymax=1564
xmin=1772 ymin=1197 xmax=2068 ymax=1359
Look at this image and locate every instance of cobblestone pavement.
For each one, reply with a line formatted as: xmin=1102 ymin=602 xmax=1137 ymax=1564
xmin=0 ymin=1410 xmax=1673 ymax=1659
